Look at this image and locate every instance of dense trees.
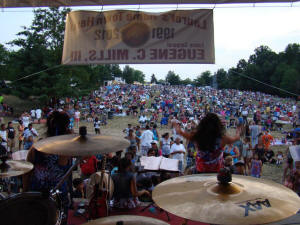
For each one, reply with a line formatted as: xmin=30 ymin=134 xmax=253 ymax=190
xmin=213 ymin=44 xmax=300 ymax=97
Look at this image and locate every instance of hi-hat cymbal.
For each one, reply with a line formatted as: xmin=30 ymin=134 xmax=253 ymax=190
xmin=82 ymin=215 xmax=169 ymax=225
xmin=0 ymin=160 xmax=33 ymax=178
xmin=152 ymin=174 xmax=300 ymax=225
xmin=34 ymin=134 xmax=130 ymax=156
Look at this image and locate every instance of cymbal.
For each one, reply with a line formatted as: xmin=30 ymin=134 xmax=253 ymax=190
xmin=82 ymin=215 xmax=169 ymax=225
xmin=0 ymin=160 xmax=34 ymax=178
xmin=152 ymin=174 xmax=300 ymax=225
xmin=34 ymin=134 xmax=130 ymax=156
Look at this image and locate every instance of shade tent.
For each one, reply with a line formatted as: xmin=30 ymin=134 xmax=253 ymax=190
xmin=1 ymin=0 xmax=299 ymax=8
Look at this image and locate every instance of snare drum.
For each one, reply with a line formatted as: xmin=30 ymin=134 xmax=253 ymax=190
xmin=0 ymin=192 xmax=61 ymax=225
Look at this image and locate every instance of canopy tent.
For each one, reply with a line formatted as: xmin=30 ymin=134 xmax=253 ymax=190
xmin=1 ymin=0 xmax=299 ymax=8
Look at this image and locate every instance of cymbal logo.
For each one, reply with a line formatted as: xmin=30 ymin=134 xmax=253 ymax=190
xmin=238 ymin=198 xmax=271 ymax=217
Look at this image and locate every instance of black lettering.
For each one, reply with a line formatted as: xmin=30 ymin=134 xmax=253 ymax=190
xmin=117 ymin=49 xmax=129 ymax=60
xmin=89 ymin=50 xmax=96 ymax=61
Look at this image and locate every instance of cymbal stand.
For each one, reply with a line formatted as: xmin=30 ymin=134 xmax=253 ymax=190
xmin=50 ymin=157 xmax=81 ymax=224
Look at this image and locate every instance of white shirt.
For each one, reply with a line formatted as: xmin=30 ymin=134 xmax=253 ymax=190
xmin=74 ymin=111 xmax=80 ymax=119
xmin=170 ymin=143 xmax=186 ymax=162
xmin=24 ymin=128 xmax=38 ymax=139
xmin=242 ymin=110 xmax=248 ymax=116
xmin=94 ymin=121 xmax=101 ymax=129
xmin=22 ymin=116 xmax=30 ymax=128
xmin=30 ymin=110 xmax=36 ymax=117
xmin=35 ymin=109 xmax=42 ymax=119
xmin=0 ymin=130 xmax=7 ymax=142
xmin=139 ymin=116 xmax=148 ymax=123
xmin=140 ymin=130 xmax=154 ymax=147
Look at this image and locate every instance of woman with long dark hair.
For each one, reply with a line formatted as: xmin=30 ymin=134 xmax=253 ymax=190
xmin=175 ymin=113 xmax=241 ymax=173
xmin=23 ymin=111 xmax=72 ymax=225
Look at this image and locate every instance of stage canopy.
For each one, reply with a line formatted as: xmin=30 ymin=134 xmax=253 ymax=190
xmin=1 ymin=0 xmax=299 ymax=8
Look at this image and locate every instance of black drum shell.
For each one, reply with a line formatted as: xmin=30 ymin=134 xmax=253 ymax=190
xmin=0 ymin=192 xmax=58 ymax=225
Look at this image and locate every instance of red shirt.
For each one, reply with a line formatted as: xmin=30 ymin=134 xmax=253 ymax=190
xmin=80 ymin=156 xmax=97 ymax=175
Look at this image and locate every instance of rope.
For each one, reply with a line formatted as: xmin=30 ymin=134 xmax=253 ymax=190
xmin=11 ymin=64 xmax=65 ymax=84
xmin=231 ymin=70 xmax=299 ymax=97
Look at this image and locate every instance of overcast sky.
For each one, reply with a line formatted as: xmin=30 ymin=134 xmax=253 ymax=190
xmin=0 ymin=3 xmax=299 ymax=81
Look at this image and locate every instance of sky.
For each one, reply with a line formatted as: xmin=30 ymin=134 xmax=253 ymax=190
xmin=0 ymin=3 xmax=300 ymax=81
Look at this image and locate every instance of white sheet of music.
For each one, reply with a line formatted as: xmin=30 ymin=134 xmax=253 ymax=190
xmin=140 ymin=156 xmax=179 ymax=171
xmin=12 ymin=150 xmax=28 ymax=161
xmin=289 ymin=145 xmax=300 ymax=161
xmin=142 ymin=156 xmax=162 ymax=170
xmin=160 ymin=157 xmax=179 ymax=171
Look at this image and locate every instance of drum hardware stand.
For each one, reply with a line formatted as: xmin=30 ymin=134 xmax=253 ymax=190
xmin=140 ymin=199 xmax=170 ymax=221
xmin=50 ymin=157 xmax=81 ymax=225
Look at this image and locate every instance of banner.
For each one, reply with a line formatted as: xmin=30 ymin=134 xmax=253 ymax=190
xmin=62 ymin=9 xmax=215 ymax=64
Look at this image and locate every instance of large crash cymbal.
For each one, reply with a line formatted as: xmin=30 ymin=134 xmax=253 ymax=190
xmin=34 ymin=129 xmax=130 ymax=156
xmin=82 ymin=215 xmax=169 ymax=225
xmin=0 ymin=160 xmax=33 ymax=178
xmin=152 ymin=174 xmax=300 ymax=225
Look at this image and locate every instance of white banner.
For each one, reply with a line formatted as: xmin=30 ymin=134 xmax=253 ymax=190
xmin=62 ymin=9 xmax=215 ymax=64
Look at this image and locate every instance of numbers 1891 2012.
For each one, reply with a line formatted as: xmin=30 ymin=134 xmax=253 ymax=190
xmin=94 ymin=27 xmax=175 ymax=40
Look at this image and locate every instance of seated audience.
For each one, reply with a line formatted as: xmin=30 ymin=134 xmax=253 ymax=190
xmin=73 ymin=178 xmax=87 ymax=198
xmin=112 ymin=158 xmax=150 ymax=209
xmin=264 ymin=149 xmax=276 ymax=164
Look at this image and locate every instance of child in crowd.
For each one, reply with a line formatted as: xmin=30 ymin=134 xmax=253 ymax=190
xmin=242 ymin=137 xmax=252 ymax=173
xmin=251 ymin=153 xmax=263 ymax=178
xmin=73 ymin=178 xmax=87 ymax=198
xmin=94 ymin=117 xmax=101 ymax=134
xmin=276 ymin=151 xmax=284 ymax=165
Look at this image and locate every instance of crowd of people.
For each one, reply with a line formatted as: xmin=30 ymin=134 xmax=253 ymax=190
xmin=0 ymin=83 xmax=299 ymax=223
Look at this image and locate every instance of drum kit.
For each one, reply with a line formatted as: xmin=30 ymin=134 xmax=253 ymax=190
xmin=0 ymin=126 xmax=300 ymax=225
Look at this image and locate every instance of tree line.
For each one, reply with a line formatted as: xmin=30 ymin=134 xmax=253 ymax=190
xmin=152 ymin=44 xmax=300 ymax=98
xmin=0 ymin=8 xmax=145 ymax=104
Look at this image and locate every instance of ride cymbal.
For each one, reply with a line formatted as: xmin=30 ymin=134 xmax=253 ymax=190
xmin=0 ymin=160 xmax=33 ymax=178
xmin=152 ymin=174 xmax=300 ymax=225
xmin=34 ymin=131 xmax=130 ymax=156
xmin=82 ymin=215 xmax=169 ymax=225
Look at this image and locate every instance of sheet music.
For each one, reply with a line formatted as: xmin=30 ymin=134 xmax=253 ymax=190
xmin=140 ymin=156 xmax=148 ymax=167
xmin=139 ymin=156 xmax=179 ymax=171
xmin=143 ymin=156 xmax=162 ymax=170
xmin=12 ymin=150 xmax=28 ymax=161
xmin=160 ymin=157 xmax=179 ymax=171
xmin=289 ymin=145 xmax=300 ymax=161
